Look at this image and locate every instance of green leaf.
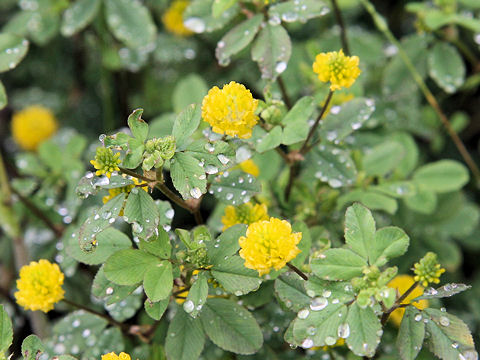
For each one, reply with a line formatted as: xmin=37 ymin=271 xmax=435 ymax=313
xmin=256 ymin=126 xmax=282 ymax=153
xmin=344 ymin=203 xmax=376 ymax=261
xmin=396 ymin=306 xmax=425 ymax=360
xmin=363 ymin=141 xmax=405 ymax=177
xmin=304 ymin=276 xmax=355 ymax=303
xmin=251 ymin=23 xmax=291 ymax=80
xmin=172 ymin=75 xmax=208 ymax=113
xmin=413 ymin=160 xmax=469 ymax=193
xmin=106 ymin=290 xmax=143 ymax=321
xmin=274 ymin=272 xmax=311 ymax=312
xmin=104 ymin=249 xmax=160 ymax=285
xmin=320 ymin=98 xmax=376 ymax=143
xmin=212 ymin=0 xmax=238 ymax=17
xmin=143 ymin=261 xmax=173 ymax=301
xmin=144 ymin=298 xmax=169 ymax=321
xmin=184 ymin=0 xmax=240 ymax=33
xmin=127 ymin=108 xmax=149 ymax=143
xmin=210 ymin=170 xmax=260 ymax=205
xmin=91 ymin=266 xmax=137 ymax=305
xmin=370 ymin=181 xmax=416 ymax=198
xmin=67 ymin=227 xmax=131 ymax=265
xmin=61 ymin=0 xmax=100 ymax=36
xmin=404 ymin=190 xmax=437 ymax=214
xmin=171 ymin=152 xmax=207 ymax=200
xmin=211 ymin=256 xmax=261 ymax=296
xmin=311 ymin=249 xmax=367 ymax=281
xmin=371 ymin=227 xmax=409 ymax=267
xmin=122 ymin=138 xmax=145 ymax=169
xmin=428 ymin=42 xmax=465 ymax=93
xmin=104 ymin=0 xmax=156 ymax=49
xmin=123 ymin=189 xmax=160 ymax=240
xmin=165 ymin=308 xmax=205 ymax=360
xmin=415 ymin=283 xmax=471 ymax=300
xmin=309 ymin=144 xmax=357 ymax=188
xmin=290 ymin=221 xmax=311 ymax=267
xmin=207 ymin=224 xmax=246 ymax=265
xmin=424 ymin=308 xmax=476 ymax=360
xmin=75 ymin=193 xmax=126 ymax=252
xmin=345 ymin=303 xmax=382 ymax=357
xmin=268 ymin=0 xmax=330 ymax=24
xmin=21 ymin=335 xmax=45 ymax=360
xmin=184 ymin=272 xmax=209 ymax=318
xmin=200 ymin=298 xmax=263 ymax=355
xmin=138 ymin=227 xmax=171 ymax=258
xmin=0 ymin=305 xmax=12 ymax=355
xmin=391 ymin=132 xmax=419 ymax=178
xmin=215 ymin=14 xmax=263 ymax=66
xmin=0 ymin=33 xmax=28 ymax=73
xmin=185 ymin=139 xmax=235 ymax=173
xmin=0 ymin=80 xmax=6 ymax=110
xmin=337 ymin=189 xmax=399 ymax=215
xmin=172 ymin=103 xmax=201 ymax=151
xmin=281 ymin=96 xmax=316 ymax=145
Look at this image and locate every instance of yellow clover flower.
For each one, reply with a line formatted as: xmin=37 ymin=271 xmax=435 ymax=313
xmin=413 ymin=252 xmax=445 ymax=287
xmin=312 ymin=49 xmax=361 ymax=91
xmin=103 ymin=176 xmax=148 ymax=204
xmin=11 ymin=105 xmax=58 ymax=151
xmin=162 ymin=0 xmax=194 ymax=37
xmin=222 ymin=201 xmax=269 ymax=231
xmin=14 ymin=259 xmax=65 ymax=313
xmin=387 ymin=274 xmax=428 ymax=327
xmin=90 ymin=147 xmax=121 ymax=178
xmin=201 ymin=81 xmax=259 ymax=139
xmin=101 ymin=352 xmax=132 ymax=360
xmin=238 ymin=159 xmax=259 ymax=177
xmin=239 ymin=217 xmax=302 ymax=276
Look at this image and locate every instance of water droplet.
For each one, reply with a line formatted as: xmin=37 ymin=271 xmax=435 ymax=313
xmin=205 ymin=165 xmax=219 ymax=174
xmin=275 ymin=61 xmax=287 ymax=74
xmin=298 ymin=309 xmax=310 ymax=319
xmin=190 ymin=187 xmax=202 ymax=199
xmin=414 ymin=314 xmax=422 ymax=322
xmin=217 ymin=154 xmax=230 ymax=165
xmin=325 ymin=336 xmax=336 ymax=346
xmin=310 ymin=297 xmax=328 ymax=311
xmin=301 ymin=338 xmax=314 ymax=349
xmin=226 ymin=193 xmax=234 ymax=200
xmin=165 ymin=209 xmax=175 ymax=219
xmin=184 ymin=17 xmax=206 ymax=33
xmin=440 ymin=316 xmax=450 ymax=326
xmin=106 ymin=287 xmax=114 ymax=295
xmin=183 ymin=300 xmax=194 ymax=313
xmin=338 ymin=323 xmax=350 ymax=338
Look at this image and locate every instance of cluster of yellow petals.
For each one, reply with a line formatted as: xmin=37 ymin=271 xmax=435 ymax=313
xmin=11 ymin=105 xmax=58 ymax=151
xmin=387 ymin=274 xmax=428 ymax=327
xmin=90 ymin=147 xmax=121 ymax=178
xmin=14 ymin=259 xmax=65 ymax=313
xmin=312 ymin=49 xmax=361 ymax=91
xmin=103 ymin=176 xmax=148 ymax=205
xmin=162 ymin=0 xmax=194 ymax=37
xmin=201 ymin=81 xmax=259 ymax=139
xmin=239 ymin=217 xmax=302 ymax=276
xmin=222 ymin=201 xmax=269 ymax=231
xmin=238 ymin=159 xmax=259 ymax=177
xmin=101 ymin=352 xmax=131 ymax=360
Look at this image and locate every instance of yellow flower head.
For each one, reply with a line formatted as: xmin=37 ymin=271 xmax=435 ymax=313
xmin=14 ymin=259 xmax=65 ymax=313
xmin=239 ymin=217 xmax=302 ymax=276
xmin=312 ymin=50 xmax=361 ymax=91
xmin=162 ymin=0 xmax=194 ymax=37
xmin=201 ymin=81 xmax=259 ymax=139
xmin=387 ymin=274 xmax=428 ymax=327
xmin=222 ymin=202 xmax=269 ymax=231
xmin=238 ymin=159 xmax=259 ymax=177
xmin=101 ymin=352 xmax=131 ymax=360
xmin=413 ymin=252 xmax=445 ymax=287
xmin=103 ymin=176 xmax=148 ymax=205
xmin=90 ymin=147 xmax=121 ymax=178
xmin=11 ymin=105 xmax=58 ymax=151
xmin=312 ymin=338 xmax=346 ymax=351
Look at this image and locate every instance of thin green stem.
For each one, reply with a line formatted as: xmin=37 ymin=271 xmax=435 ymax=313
xmin=380 ymin=281 xmax=419 ymax=325
xmin=287 ymin=262 xmax=308 ymax=281
xmin=277 ymin=75 xmax=292 ymax=109
xmin=331 ymin=0 xmax=350 ymax=55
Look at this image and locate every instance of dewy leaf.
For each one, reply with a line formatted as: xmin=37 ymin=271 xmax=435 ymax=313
xmin=184 ymin=0 xmax=240 ymax=33
xmin=165 ymin=308 xmax=205 ymax=360
xmin=215 ymin=14 xmax=263 ymax=66
xmin=281 ymin=96 xmax=315 ymax=146
xmin=138 ymin=226 xmax=171 ymax=259
xmin=344 ymin=203 xmax=376 ymax=261
xmin=144 ymin=297 xmax=169 ymax=321
xmin=212 ymin=0 xmax=238 ymax=18
xmin=404 ymin=190 xmax=437 ymax=214
xmin=200 ymin=298 xmax=263 ymax=355
xmin=210 ymin=170 xmax=260 ymax=205
xmin=127 ymin=108 xmax=148 ymax=142
xmin=170 ymin=152 xmax=207 ymax=200
xmin=428 ymin=42 xmax=465 ymax=93
xmin=337 ymin=189 xmax=399 ymax=215
xmin=416 ymin=283 xmax=471 ymax=300
xmin=211 ymin=256 xmax=261 ymax=296
xmin=309 ymin=144 xmax=357 ymax=188
xmin=143 ymin=261 xmax=173 ymax=302
xmin=104 ymin=249 xmax=160 ymax=285
xmin=123 ymin=189 xmax=160 ymax=240
xmin=251 ymin=23 xmax=291 ymax=80
xmin=172 ymin=104 xmax=202 ymax=150
xmin=21 ymin=335 xmax=45 ymax=360
xmin=304 ymin=276 xmax=355 ymax=304
xmin=104 ymin=0 xmax=156 ymax=49
xmin=0 ymin=80 xmax=6 ymax=110
xmin=371 ymin=226 xmax=410 ymax=267
xmin=268 ymin=0 xmax=330 ymax=24
xmin=206 ymin=224 xmax=246 ymax=265
xmin=424 ymin=308 xmax=477 ymax=360
xmin=185 ymin=139 xmax=235 ymax=173
xmin=311 ymin=248 xmax=367 ymax=281
xmin=345 ymin=303 xmax=382 ymax=358
xmin=0 ymin=34 xmax=28 ymax=73
xmin=256 ymin=126 xmax=282 ymax=153
xmin=397 ymin=306 xmax=425 ymax=360
xmin=92 ymin=266 xmax=137 ymax=305
xmin=184 ymin=272 xmax=209 ymax=318
xmin=61 ymin=0 xmax=101 ymax=36
xmin=274 ymin=272 xmax=311 ymax=312
xmin=0 ymin=305 xmax=13 ymax=354
xmin=363 ymin=141 xmax=405 ymax=177
xmin=413 ymin=160 xmax=469 ymax=193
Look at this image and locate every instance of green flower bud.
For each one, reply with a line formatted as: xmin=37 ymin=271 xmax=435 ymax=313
xmin=413 ymin=252 xmax=445 ymax=287
xmin=90 ymin=147 xmax=121 ymax=177
xmin=158 ymin=135 xmax=176 ymax=160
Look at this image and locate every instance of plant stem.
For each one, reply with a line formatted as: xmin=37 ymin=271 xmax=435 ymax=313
xmin=277 ymin=75 xmax=292 ymax=109
xmin=63 ymin=298 xmax=127 ymax=330
xmin=119 ymin=167 xmax=155 ymax=183
xmin=380 ymin=281 xmax=418 ymax=325
xmin=287 ymin=263 xmax=308 ymax=281
xmin=331 ymin=0 xmax=350 ymax=55
xmin=359 ymin=0 xmax=480 ymax=186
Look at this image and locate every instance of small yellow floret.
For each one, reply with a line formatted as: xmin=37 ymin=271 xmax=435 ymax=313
xmin=312 ymin=50 xmax=361 ymax=91
xmin=162 ymin=0 xmax=194 ymax=37
xmin=387 ymin=274 xmax=428 ymax=327
xmin=239 ymin=217 xmax=301 ymax=276
xmin=202 ymin=81 xmax=259 ymax=139
xmin=90 ymin=147 xmax=121 ymax=178
xmin=222 ymin=202 xmax=269 ymax=231
xmin=239 ymin=159 xmax=259 ymax=177
xmin=11 ymin=105 xmax=58 ymax=151
xmin=101 ymin=352 xmax=132 ymax=360
xmin=14 ymin=259 xmax=65 ymax=313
